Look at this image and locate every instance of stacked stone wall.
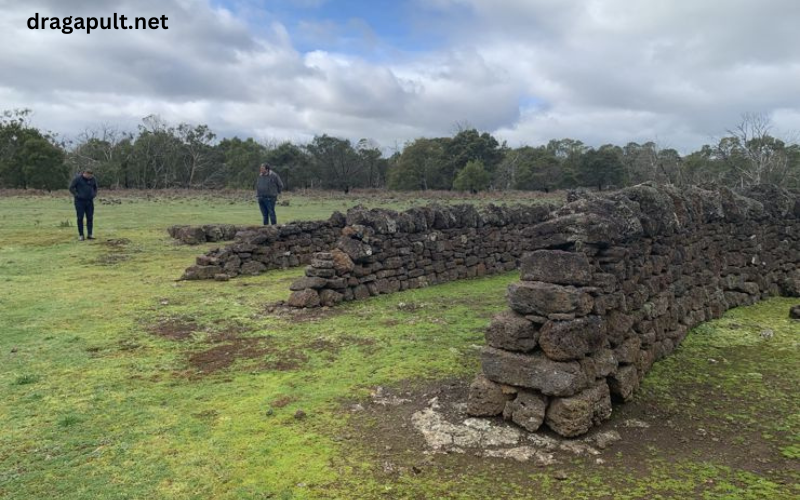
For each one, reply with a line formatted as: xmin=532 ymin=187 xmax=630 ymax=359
xmin=168 ymin=224 xmax=242 ymax=245
xmin=286 ymin=203 xmax=558 ymax=307
xmin=179 ymin=214 xmax=346 ymax=280
xmin=466 ymin=184 xmax=800 ymax=437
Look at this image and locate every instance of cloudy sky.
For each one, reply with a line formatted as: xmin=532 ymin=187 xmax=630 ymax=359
xmin=1 ymin=0 xmax=799 ymax=152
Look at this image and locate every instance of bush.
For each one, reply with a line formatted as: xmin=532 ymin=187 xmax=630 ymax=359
xmin=453 ymin=160 xmax=491 ymax=192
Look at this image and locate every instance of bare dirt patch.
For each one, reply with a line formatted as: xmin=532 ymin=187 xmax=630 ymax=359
xmin=340 ymin=377 xmax=799 ymax=487
xmin=146 ymin=317 xmax=378 ymax=377
xmin=89 ymin=239 xmax=141 ymax=266
xmin=264 ymin=301 xmax=343 ymax=323
xmin=187 ymin=337 xmax=271 ymax=373
xmin=147 ymin=318 xmax=200 ymax=341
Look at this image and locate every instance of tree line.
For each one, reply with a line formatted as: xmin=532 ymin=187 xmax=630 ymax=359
xmin=1 ymin=109 xmax=798 ymax=192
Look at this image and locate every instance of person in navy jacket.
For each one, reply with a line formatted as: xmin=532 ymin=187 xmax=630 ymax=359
xmin=68 ymin=169 xmax=98 ymax=241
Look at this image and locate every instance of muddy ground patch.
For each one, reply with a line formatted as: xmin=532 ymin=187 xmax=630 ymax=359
xmin=337 ymin=375 xmax=799 ymax=495
xmin=145 ymin=316 xmax=378 ymax=377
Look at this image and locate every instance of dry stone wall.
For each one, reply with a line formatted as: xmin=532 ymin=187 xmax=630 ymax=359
xmin=168 ymin=224 xmax=242 ymax=245
xmin=467 ymin=184 xmax=800 ymax=437
xmin=180 ymin=213 xmax=346 ymax=280
xmin=286 ymin=203 xmax=558 ymax=307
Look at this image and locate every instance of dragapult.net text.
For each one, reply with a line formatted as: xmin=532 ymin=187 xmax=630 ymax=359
xmin=28 ymin=13 xmax=169 ymax=35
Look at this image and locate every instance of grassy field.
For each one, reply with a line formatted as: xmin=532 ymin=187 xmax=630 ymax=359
xmin=0 ymin=190 xmax=797 ymax=499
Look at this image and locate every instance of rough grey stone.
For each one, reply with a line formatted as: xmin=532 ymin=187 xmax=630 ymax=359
xmin=609 ymin=365 xmax=640 ymax=402
xmin=545 ymin=381 xmax=612 ymax=437
xmin=467 ymin=374 xmax=508 ymax=417
xmin=319 ymin=289 xmax=344 ymax=307
xmin=181 ymin=265 xmax=222 ymax=280
xmin=287 ymin=289 xmax=320 ymax=308
xmin=538 ymin=316 xmax=605 ymax=361
xmin=331 ymin=249 xmax=355 ymax=274
xmin=289 ymin=277 xmax=329 ymax=291
xmin=506 ymin=282 xmax=593 ymax=317
xmin=613 ymin=336 xmax=642 ymax=365
xmin=337 ymin=236 xmax=373 ymax=263
xmin=240 ymin=260 xmax=267 ymax=276
xmin=503 ymin=390 xmax=548 ymax=432
xmin=520 ymin=250 xmax=593 ymax=285
xmin=485 ymin=311 xmax=540 ymax=352
xmin=481 ymin=347 xmax=589 ymax=397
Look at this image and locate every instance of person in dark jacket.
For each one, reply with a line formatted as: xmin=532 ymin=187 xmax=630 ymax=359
xmin=68 ymin=169 xmax=98 ymax=241
xmin=256 ymin=163 xmax=284 ymax=225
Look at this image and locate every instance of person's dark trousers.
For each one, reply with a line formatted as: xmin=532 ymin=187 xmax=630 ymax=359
xmin=75 ymin=198 xmax=94 ymax=237
xmin=258 ymin=196 xmax=278 ymax=225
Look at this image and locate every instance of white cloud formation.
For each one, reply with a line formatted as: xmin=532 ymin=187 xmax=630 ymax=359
xmin=425 ymin=0 xmax=800 ymax=149
xmin=0 ymin=0 xmax=799 ymax=152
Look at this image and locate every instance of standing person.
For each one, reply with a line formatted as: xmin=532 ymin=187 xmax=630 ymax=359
xmin=69 ymin=169 xmax=98 ymax=241
xmin=256 ymin=163 xmax=284 ymax=225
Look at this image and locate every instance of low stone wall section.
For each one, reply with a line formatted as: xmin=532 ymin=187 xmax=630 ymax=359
xmin=286 ymin=203 xmax=558 ymax=307
xmin=168 ymin=224 xmax=243 ymax=245
xmin=465 ymin=184 xmax=800 ymax=437
xmin=180 ymin=213 xmax=346 ymax=280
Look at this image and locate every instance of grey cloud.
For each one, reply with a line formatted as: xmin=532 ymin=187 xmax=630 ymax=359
xmin=1 ymin=0 xmax=799 ymax=152
xmin=2 ymin=0 xmax=257 ymax=98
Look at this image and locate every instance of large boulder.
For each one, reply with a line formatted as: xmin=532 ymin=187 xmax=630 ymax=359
xmin=480 ymin=347 xmax=589 ymax=397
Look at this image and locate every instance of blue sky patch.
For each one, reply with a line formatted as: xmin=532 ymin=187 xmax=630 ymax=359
xmin=214 ymin=0 xmax=454 ymax=57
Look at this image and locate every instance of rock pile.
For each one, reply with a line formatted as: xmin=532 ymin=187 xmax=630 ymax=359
xmin=180 ymin=214 xmax=346 ymax=280
xmin=287 ymin=203 xmax=557 ymax=307
xmin=467 ymin=184 xmax=800 ymax=437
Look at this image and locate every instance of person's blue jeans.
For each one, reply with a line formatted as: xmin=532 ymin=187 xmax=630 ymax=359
xmin=74 ymin=198 xmax=94 ymax=236
xmin=258 ymin=196 xmax=277 ymax=225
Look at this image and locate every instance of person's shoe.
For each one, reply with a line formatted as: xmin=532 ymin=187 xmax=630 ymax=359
xmin=87 ymin=235 xmax=96 ymax=240
xmin=78 ymin=235 xmax=85 ymax=241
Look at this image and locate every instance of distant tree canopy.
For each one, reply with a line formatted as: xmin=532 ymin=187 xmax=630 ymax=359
xmin=453 ymin=160 xmax=491 ymax=192
xmin=1 ymin=110 xmax=798 ymax=191
xmin=0 ymin=109 xmax=67 ymax=189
